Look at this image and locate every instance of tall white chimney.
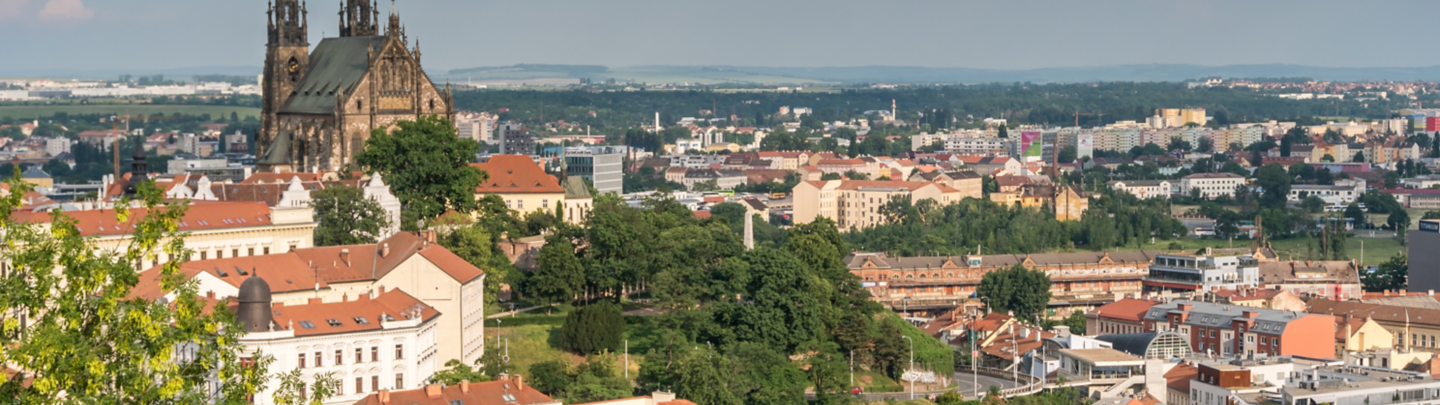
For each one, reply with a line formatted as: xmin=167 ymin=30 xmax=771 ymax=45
xmin=655 ymin=112 xmax=660 ymax=131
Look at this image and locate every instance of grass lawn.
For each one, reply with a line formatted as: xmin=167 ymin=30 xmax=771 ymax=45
xmin=0 ymin=104 xmax=261 ymax=120
xmin=1119 ymin=234 xmax=1404 ymax=267
xmin=485 ymin=303 xmax=654 ymax=378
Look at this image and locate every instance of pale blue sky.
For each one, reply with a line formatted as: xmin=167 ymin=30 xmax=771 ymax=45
xmin=1 ymin=0 xmax=1437 ymax=72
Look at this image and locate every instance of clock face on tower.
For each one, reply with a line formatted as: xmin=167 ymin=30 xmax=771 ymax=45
xmin=288 ymin=60 xmax=299 ymax=73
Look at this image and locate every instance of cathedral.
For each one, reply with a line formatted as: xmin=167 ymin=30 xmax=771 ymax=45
xmin=257 ymin=0 xmax=453 ymax=173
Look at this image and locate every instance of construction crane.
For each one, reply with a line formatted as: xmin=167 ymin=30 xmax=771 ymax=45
xmin=1073 ymin=111 xmax=1107 ymax=128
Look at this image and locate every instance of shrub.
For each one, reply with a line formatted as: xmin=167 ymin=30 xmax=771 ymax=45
xmin=557 ymin=301 xmax=624 ymax=355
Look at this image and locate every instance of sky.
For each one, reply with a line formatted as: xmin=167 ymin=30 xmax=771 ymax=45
xmin=3 ymin=0 xmax=1439 ymax=74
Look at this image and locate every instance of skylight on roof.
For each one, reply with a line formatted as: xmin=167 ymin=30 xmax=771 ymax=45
xmin=326 ymin=319 xmax=342 ymax=327
xmin=450 ymin=400 xmax=464 ymax=405
xmin=353 ymin=316 xmax=369 ymax=325
xmin=299 ymin=321 xmax=315 ymax=329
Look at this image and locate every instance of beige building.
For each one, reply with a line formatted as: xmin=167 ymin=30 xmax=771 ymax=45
xmin=561 ymin=177 xmax=593 ymax=225
xmin=1336 ymin=316 xmax=1434 ymax=370
xmin=907 ymin=170 xmax=983 ymax=200
xmin=15 ymin=200 xmax=318 ymax=271
xmin=132 ymin=231 xmax=487 ymax=368
xmin=472 ymin=155 xmax=570 ymax=219
xmin=792 ymin=180 xmax=963 ymax=231
xmin=1107 ymin=180 xmax=1172 ymax=200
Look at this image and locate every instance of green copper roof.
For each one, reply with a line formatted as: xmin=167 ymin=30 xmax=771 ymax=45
xmin=280 ymin=36 xmax=389 ymax=115
xmin=562 ymin=176 xmax=592 ymax=199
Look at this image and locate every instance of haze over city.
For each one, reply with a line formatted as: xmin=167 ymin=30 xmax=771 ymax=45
xmin=4 ymin=0 xmax=1440 ymax=72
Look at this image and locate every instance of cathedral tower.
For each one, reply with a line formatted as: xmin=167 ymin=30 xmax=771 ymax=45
xmin=339 ymin=0 xmax=378 ymax=37
xmin=259 ymin=0 xmax=310 ymax=162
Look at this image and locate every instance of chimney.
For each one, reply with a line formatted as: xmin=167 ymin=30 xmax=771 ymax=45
xmin=343 ymin=293 xmax=349 ymax=302
xmin=340 ymin=248 xmax=350 ymax=266
xmin=381 ymin=243 xmax=390 ymax=258
xmin=206 ymin=291 xmax=215 ymax=299
xmin=461 ymin=380 xmax=470 ymax=393
xmin=424 ymin=384 xmax=442 ymax=399
xmin=378 ymin=390 xmax=391 ymax=405
xmin=1243 ymin=311 xmax=1259 ymax=319
xmin=1178 ymin=304 xmax=1193 ymax=311
xmin=512 ymin=374 xmax=524 ymax=390
xmin=1055 ymin=325 xmax=1071 ymax=338
xmin=379 ymin=286 xmax=386 ymax=294
xmin=308 ymin=298 xmax=321 ymax=305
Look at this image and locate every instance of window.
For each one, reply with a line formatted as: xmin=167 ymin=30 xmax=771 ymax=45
xmin=372 ymin=346 xmax=379 ymax=362
xmin=542 ymin=199 xmax=549 ymax=209
xmin=217 ymin=250 xmax=223 ymax=259
xmin=356 ymin=348 xmax=363 ymax=364
xmin=300 ymin=386 xmax=307 ymax=399
xmin=355 ymin=377 xmax=363 ymax=394
xmin=232 ymin=249 xmax=239 ymax=258
xmin=396 ymin=373 xmax=404 ymax=390
xmin=248 ymin=247 xmax=254 ymax=256
xmin=263 ymin=247 xmax=270 ymax=255
xmin=298 ymin=353 xmax=306 ymax=368
xmin=372 ymin=376 xmax=379 ymax=392
xmin=335 ymin=350 xmax=343 ymax=365
xmin=395 ymin=344 xmax=404 ymax=359
xmin=517 ymin=200 xmax=524 ymax=210
xmin=314 ymin=351 xmax=322 ymax=367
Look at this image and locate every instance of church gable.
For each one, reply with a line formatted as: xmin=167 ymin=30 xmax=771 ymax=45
xmin=279 ymin=36 xmax=389 ymax=115
xmin=350 ymin=38 xmax=447 ymax=116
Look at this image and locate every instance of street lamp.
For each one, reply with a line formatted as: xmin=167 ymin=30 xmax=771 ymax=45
xmin=902 ymin=335 xmax=914 ymax=400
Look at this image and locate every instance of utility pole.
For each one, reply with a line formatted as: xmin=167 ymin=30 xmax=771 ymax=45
xmin=624 ymin=339 xmax=629 ymax=380
xmin=849 ymin=350 xmax=854 ymax=387
xmin=902 ymin=335 xmax=914 ymax=400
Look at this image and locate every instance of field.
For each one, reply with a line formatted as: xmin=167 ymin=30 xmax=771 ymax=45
xmin=0 ymin=104 xmax=261 ymax=120
xmin=1120 ymin=234 xmax=1404 ymax=267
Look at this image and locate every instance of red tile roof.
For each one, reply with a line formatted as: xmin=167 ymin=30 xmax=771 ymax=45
xmin=264 ymin=288 xmax=439 ymax=337
xmin=472 ymin=155 xmax=563 ymax=194
xmin=13 ymin=201 xmax=274 ymax=237
xmin=1093 ymin=298 xmax=1159 ymax=322
xmin=352 ymin=378 xmax=558 ymax=405
xmin=1165 ymin=362 xmax=1198 ymax=393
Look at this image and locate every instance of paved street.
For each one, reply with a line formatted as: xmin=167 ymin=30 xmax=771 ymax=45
xmin=952 ymin=370 xmax=1025 ymax=399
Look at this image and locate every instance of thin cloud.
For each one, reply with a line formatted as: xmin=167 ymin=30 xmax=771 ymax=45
xmin=0 ymin=0 xmax=30 ymax=22
xmin=38 ymin=0 xmax=92 ymax=22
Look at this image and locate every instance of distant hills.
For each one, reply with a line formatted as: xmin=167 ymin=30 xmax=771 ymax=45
xmin=10 ymin=63 xmax=1440 ymax=84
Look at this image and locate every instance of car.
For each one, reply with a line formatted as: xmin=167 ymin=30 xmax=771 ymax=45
xmin=850 ymin=387 xmax=864 ymax=395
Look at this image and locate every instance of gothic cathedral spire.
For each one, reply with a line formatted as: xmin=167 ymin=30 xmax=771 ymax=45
xmin=260 ymin=0 xmax=311 ymax=164
xmin=339 ymin=0 xmax=378 ymax=37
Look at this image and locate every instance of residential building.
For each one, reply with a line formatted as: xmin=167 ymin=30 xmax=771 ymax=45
xmin=234 ymin=277 xmax=441 ymax=405
xmin=680 ymin=169 xmax=746 ymax=191
xmin=989 ymin=184 xmax=1089 ymax=221
xmin=1108 ymin=180 xmax=1173 ymax=200
xmin=846 ymin=251 xmax=1153 ymax=319
xmin=350 ymin=376 xmax=561 ymax=405
xmin=1388 ymin=189 xmax=1440 ymax=209
xmin=1179 ymin=173 xmax=1246 ymax=199
xmin=1335 ymin=315 xmax=1434 ymax=369
xmin=1141 ymin=300 xmax=1335 ymax=358
xmin=44 ymin=136 xmax=70 ymax=156
xmin=455 ymin=111 xmax=498 ymax=144
xmin=1258 ymin=260 xmax=1362 ymax=301
xmin=1210 ymin=288 xmax=1307 ymax=312
xmin=944 ymin=137 xmax=1013 ymax=156
xmin=166 ymin=157 xmax=251 ymax=183
xmin=1309 ymin=298 xmax=1440 ymax=355
xmin=1143 ymin=248 xmax=1262 ymax=293
xmin=815 ymin=159 xmax=870 ymax=178
xmin=132 ymin=231 xmax=487 ymax=368
xmin=907 ymin=170 xmax=984 ymax=200
xmin=1289 ymin=179 xmax=1366 ymax=205
xmin=1088 ymin=299 xmax=1161 ymax=335
xmin=472 ymin=155 xmax=567 ymax=218
xmin=793 ymin=180 xmax=964 ymax=230
xmin=498 ymin=122 xmax=535 ymax=156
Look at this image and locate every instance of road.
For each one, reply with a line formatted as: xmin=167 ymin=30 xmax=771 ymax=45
xmin=952 ymin=370 xmax=1025 ymax=399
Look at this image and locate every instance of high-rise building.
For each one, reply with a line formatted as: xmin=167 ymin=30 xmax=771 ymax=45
xmin=498 ymin=122 xmax=535 ymax=156
xmin=562 ymin=146 xmax=624 ymax=196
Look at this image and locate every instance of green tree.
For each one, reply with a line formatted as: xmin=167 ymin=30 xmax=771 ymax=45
xmin=1423 ymin=211 xmax=1440 ymax=220
xmin=272 ymin=370 xmax=339 ymax=405
xmin=310 ymin=185 xmax=391 ymax=246
xmin=1345 ymin=203 xmax=1367 ymax=229
xmin=1353 ymin=151 xmax=1367 ymax=163
xmin=691 ymin=179 xmax=719 ymax=192
xmin=531 ymin=237 xmax=586 ymax=310
xmin=1364 ymin=254 xmax=1407 ymax=292
xmin=820 ymin=172 xmax=841 ymax=181
xmin=557 ymin=301 xmax=625 ymax=355
xmin=1299 ymin=196 xmax=1327 ymax=213
xmin=976 ymin=264 xmax=1053 ymax=322
xmin=564 ymin=355 xmax=632 ymax=403
xmin=997 ymin=125 xmax=1008 ymax=139
xmin=1389 ymin=209 xmax=1412 ymax=231
xmin=0 ymin=179 xmax=268 ymax=403
xmin=843 ymin=170 xmax=870 ymax=180
xmin=1058 ymin=145 xmax=1077 ymax=164
xmin=529 ymin=360 xmax=571 ymax=396
xmin=1254 ymin=164 xmax=1291 ymax=209
xmin=429 ymin=359 xmax=491 ymax=385
xmin=355 ymin=116 xmax=485 ymax=230
xmin=1196 ymin=137 xmax=1214 ymax=153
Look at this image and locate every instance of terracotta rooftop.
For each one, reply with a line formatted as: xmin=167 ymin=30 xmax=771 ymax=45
xmin=13 ymin=201 xmax=275 ymax=237
xmin=1093 ymin=298 xmax=1160 ymax=322
xmin=473 ymin=155 xmax=563 ymax=194
xmin=263 ymin=288 xmax=439 ymax=337
xmin=352 ymin=378 xmax=559 ymax=405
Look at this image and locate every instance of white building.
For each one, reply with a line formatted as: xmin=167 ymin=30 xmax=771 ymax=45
xmin=1107 ymin=180 xmax=1173 ymax=200
xmin=1179 ymin=173 xmax=1246 ymax=199
xmin=944 ymin=137 xmax=1012 ymax=156
xmin=234 ymin=276 xmax=441 ymax=405
xmin=1289 ymin=179 xmax=1366 ymax=205
xmin=44 ymin=137 xmax=71 ymax=157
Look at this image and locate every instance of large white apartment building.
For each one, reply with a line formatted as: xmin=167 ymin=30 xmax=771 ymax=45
xmin=1179 ymin=173 xmax=1246 ymax=199
xmin=235 ymin=276 xmax=441 ymax=405
xmin=1107 ymin=179 xmax=1173 ymax=199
